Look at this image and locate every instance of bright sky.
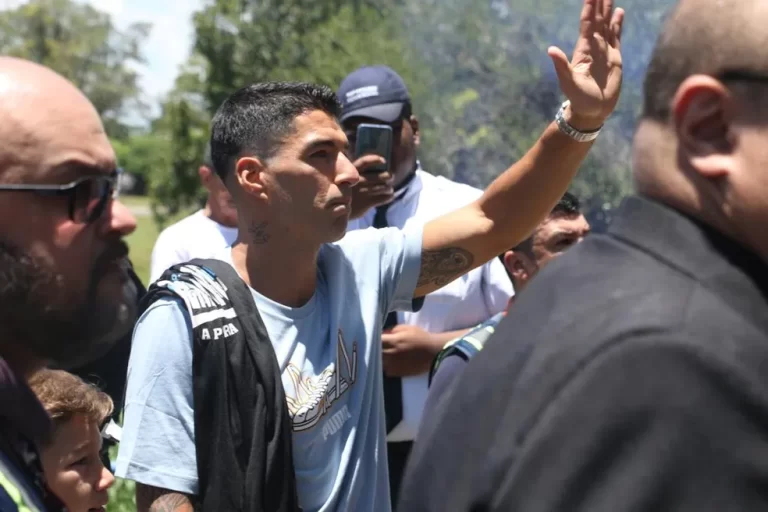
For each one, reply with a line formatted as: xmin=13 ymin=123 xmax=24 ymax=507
xmin=1 ymin=0 xmax=202 ymax=114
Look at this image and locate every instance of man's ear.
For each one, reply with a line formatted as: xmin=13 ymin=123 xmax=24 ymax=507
xmin=235 ymin=157 xmax=266 ymax=199
xmin=409 ymin=115 xmax=420 ymax=146
xmin=198 ymin=165 xmax=214 ymax=190
xmin=673 ymin=75 xmax=736 ymax=180
xmin=503 ymin=250 xmax=530 ymax=284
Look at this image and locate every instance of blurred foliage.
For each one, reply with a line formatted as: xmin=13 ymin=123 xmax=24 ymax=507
xmin=0 ymin=0 xmax=150 ymax=138
xmin=150 ymin=0 xmax=675 ymax=219
xmin=1 ymin=0 xmax=677 ymax=222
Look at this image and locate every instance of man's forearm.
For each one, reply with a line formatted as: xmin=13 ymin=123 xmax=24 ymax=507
xmin=417 ymin=115 xmax=599 ymax=297
xmin=136 ymin=484 xmax=195 ymax=512
xmin=478 ymin=111 xmax=600 ymax=253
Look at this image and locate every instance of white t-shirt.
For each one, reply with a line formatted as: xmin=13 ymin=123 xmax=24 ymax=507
xmin=347 ymin=169 xmax=515 ymax=441
xmin=149 ymin=210 xmax=238 ymax=282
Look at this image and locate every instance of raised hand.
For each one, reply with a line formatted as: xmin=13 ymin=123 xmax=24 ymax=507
xmin=548 ymin=0 xmax=625 ymax=129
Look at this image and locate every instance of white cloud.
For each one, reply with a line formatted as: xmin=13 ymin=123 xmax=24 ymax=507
xmin=0 ymin=0 xmax=27 ymax=8
xmin=2 ymin=0 xmax=202 ymax=120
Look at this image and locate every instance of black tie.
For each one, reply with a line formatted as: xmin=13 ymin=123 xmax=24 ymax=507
xmin=373 ymin=203 xmax=403 ymax=433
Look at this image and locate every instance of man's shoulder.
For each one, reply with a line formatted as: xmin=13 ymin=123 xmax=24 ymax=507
xmin=156 ymin=210 xmax=207 ymax=240
xmin=334 ymin=225 xmax=410 ymax=254
xmin=458 ymin=230 xmax=761 ymax=418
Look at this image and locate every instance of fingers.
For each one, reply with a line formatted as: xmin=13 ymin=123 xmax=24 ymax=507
xmin=603 ymin=0 xmax=613 ymax=22
xmin=356 ymin=182 xmax=394 ymax=195
xmin=548 ymin=46 xmax=573 ymax=86
xmin=610 ymin=7 xmax=625 ymax=48
xmin=594 ymin=0 xmax=605 ymax=30
xmin=579 ymin=0 xmax=597 ymax=38
xmin=352 ymin=154 xmax=388 ymax=174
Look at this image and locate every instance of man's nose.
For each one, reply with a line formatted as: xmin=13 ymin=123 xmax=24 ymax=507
xmin=99 ymin=199 xmax=137 ymax=237
xmin=336 ymin=152 xmax=361 ymax=187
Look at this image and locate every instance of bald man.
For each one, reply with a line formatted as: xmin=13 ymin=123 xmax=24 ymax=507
xmin=398 ymin=1 xmax=768 ymax=511
xmin=0 ymin=57 xmax=139 ymax=512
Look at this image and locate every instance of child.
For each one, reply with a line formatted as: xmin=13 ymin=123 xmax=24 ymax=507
xmin=29 ymin=369 xmax=115 ymax=512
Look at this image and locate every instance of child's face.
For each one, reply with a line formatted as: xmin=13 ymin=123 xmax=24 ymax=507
xmin=40 ymin=414 xmax=114 ymax=512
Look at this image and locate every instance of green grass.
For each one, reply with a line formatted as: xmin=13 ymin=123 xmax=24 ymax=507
xmin=119 ymin=194 xmax=152 ymax=210
xmin=123 ymin=196 xmax=159 ymax=286
xmin=108 ymin=445 xmax=135 ymax=511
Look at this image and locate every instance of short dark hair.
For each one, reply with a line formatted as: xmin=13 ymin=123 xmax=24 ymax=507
xmin=504 ymin=192 xmax=581 ymax=259
xmin=209 ymin=82 xmax=342 ymax=181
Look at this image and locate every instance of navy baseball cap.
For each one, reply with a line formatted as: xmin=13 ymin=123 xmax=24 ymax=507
xmin=338 ymin=65 xmax=411 ymax=123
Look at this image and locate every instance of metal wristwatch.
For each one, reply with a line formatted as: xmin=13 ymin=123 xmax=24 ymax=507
xmin=555 ymin=100 xmax=602 ymax=142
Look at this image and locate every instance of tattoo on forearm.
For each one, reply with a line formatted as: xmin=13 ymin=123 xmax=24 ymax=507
xmin=136 ymin=484 xmax=194 ymax=512
xmin=248 ymin=220 xmax=270 ymax=244
xmin=417 ymin=247 xmax=474 ymax=287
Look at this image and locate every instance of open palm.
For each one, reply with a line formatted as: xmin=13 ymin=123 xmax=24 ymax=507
xmin=548 ymin=0 xmax=625 ymax=121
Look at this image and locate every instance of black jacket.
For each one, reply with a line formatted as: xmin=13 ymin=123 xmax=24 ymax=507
xmin=400 ymin=196 xmax=768 ymax=512
xmin=142 ymin=259 xmax=300 ymax=512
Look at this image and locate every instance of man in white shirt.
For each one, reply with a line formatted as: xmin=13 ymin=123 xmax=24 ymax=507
xmin=339 ymin=65 xmax=515 ymax=501
xmin=149 ymin=147 xmax=239 ymax=282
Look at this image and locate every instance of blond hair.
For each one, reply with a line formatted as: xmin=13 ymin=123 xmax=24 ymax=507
xmin=29 ymin=369 xmax=114 ymax=443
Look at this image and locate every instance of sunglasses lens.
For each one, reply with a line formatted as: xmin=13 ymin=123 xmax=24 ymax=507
xmin=73 ymin=177 xmax=113 ymax=223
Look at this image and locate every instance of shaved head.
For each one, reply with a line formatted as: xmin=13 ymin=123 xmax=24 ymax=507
xmin=633 ymin=0 xmax=768 ymax=265
xmin=643 ymin=0 xmax=768 ymax=122
xmin=0 ymin=57 xmax=137 ymax=374
xmin=0 ymin=57 xmax=114 ymax=183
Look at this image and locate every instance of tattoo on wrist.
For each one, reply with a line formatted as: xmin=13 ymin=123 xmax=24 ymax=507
xmin=136 ymin=484 xmax=194 ymax=512
xmin=248 ymin=220 xmax=270 ymax=244
xmin=418 ymin=247 xmax=474 ymax=287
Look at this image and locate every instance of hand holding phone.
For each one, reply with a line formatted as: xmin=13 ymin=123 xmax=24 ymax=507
xmin=354 ymin=123 xmax=393 ymax=173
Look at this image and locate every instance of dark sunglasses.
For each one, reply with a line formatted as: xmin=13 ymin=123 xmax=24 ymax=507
xmin=0 ymin=168 xmax=122 ymax=224
xmin=717 ymin=69 xmax=768 ymax=84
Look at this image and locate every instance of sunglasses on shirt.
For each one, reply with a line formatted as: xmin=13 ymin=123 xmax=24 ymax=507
xmin=0 ymin=168 xmax=122 ymax=224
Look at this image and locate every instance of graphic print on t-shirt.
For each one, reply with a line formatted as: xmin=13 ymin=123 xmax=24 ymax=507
xmin=285 ymin=329 xmax=358 ymax=433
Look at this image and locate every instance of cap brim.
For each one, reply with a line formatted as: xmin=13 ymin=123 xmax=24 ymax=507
xmin=340 ymin=102 xmax=406 ymax=123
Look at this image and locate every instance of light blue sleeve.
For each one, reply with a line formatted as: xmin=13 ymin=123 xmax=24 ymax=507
xmin=115 ymin=298 xmax=199 ymax=495
xmin=378 ymin=223 xmax=424 ymax=312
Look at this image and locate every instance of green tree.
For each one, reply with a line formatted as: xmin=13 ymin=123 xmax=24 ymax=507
xmin=151 ymin=0 xmax=676 ymax=221
xmin=393 ymin=0 xmax=675 ymax=208
xmin=113 ymin=134 xmax=170 ymax=195
xmin=150 ymin=0 xmax=428 ymax=218
xmin=143 ymin=54 xmax=210 ymax=227
xmin=0 ymin=0 xmax=151 ymax=138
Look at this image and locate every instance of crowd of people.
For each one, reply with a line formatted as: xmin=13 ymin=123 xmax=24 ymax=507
xmin=2 ymin=0 xmax=768 ymax=510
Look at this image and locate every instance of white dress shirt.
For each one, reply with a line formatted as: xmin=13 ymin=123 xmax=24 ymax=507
xmin=347 ymin=168 xmax=514 ymax=441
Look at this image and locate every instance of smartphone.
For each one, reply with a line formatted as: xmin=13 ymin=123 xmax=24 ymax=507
xmin=354 ymin=123 xmax=393 ymax=173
